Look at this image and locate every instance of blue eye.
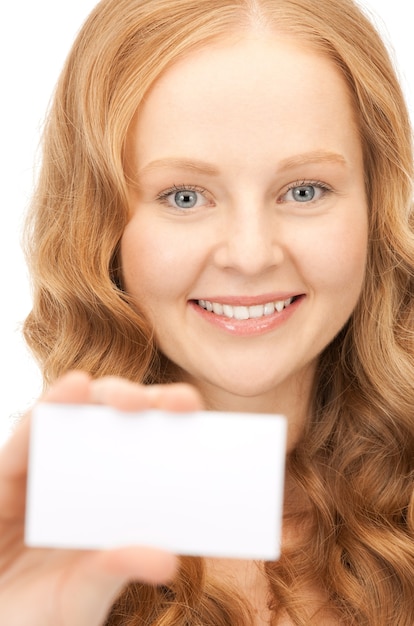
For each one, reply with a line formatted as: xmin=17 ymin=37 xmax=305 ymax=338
xmin=174 ymin=190 xmax=199 ymax=209
xmin=157 ymin=185 xmax=209 ymax=211
xmin=281 ymin=181 xmax=330 ymax=204
xmin=290 ymin=185 xmax=315 ymax=202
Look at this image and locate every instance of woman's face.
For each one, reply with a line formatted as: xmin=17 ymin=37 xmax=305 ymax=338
xmin=121 ymin=35 xmax=368 ymax=419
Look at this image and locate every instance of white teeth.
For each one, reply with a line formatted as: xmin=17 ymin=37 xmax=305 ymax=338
xmin=197 ymin=298 xmax=295 ymax=319
xmin=249 ymin=304 xmax=264 ymax=318
xmin=233 ymin=306 xmax=249 ymax=320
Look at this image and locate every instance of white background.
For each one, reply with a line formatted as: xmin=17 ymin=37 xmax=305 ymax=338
xmin=1 ymin=1 xmax=413 ymax=446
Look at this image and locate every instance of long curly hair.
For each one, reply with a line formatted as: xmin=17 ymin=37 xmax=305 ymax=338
xmin=23 ymin=0 xmax=414 ymax=623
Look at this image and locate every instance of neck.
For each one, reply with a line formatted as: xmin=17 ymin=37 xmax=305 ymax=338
xmin=185 ymin=365 xmax=315 ymax=452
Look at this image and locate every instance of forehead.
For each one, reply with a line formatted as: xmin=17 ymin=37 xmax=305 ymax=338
xmin=128 ymin=35 xmax=361 ymax=171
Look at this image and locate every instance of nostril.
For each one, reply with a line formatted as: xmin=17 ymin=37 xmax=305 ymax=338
xmin=214 ymin=230 xmax=285 ymax=275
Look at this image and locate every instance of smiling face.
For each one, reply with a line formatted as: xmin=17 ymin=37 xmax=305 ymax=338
xmin=121 ymin=35 xmax=368 ymax=431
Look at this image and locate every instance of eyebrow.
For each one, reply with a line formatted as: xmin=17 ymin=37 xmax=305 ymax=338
xmin=137 ymin=150 xmax=348 ymax=177
xmin=138 ymin=158 xmax=220 ymax=177
xmin=276 ymin=150 xmax=348 ymax=172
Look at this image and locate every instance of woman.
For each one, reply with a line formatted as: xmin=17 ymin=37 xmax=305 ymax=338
xmin=1 ymin=0 xmax=413 ymax=624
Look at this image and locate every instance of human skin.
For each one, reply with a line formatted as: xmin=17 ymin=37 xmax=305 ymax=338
xmin=121 ymin=34 xmax=368 ymax=450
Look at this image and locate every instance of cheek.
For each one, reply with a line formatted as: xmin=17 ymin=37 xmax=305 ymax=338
xmin=121 ymin=224 xmax=167 ymax=297
xmin=120 ymin=218 xmax=202 ymax=301
xmin=295 ymin=215 xmax=368 ymax=296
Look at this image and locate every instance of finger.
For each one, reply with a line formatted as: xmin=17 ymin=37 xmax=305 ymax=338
xmin=147 ymin=383 xmax=204 ymax=412
xmin=42 ymin=370 xmax=92 ymax=404
xmin=90 ymin=377 xmax=203 ymax=412
xmin=57 ymin=547 xmax=178 ymax=626
xmin=92 ymin=545 xmax=178 ymax=583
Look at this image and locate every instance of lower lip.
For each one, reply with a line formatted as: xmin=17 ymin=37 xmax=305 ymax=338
xmin=188 ymin=296 xmax=304 ymax=337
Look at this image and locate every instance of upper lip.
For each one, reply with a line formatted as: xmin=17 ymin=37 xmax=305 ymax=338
xmin=191 ymin=293 xmax=303 ymax=306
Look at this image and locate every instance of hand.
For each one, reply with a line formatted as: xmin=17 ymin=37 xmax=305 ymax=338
xmin=0 ymin=371 xmax=203 ymax=626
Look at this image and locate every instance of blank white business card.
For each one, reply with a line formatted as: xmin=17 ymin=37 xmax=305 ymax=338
xmin=25 ymin=404 xmax=287 ymax=560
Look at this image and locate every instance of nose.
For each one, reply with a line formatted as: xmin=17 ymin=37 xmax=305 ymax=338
xmin=213 ymin=201 xmax=285 ymax=276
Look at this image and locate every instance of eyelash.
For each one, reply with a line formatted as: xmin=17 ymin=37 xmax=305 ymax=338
xmin=156 ymin=184 xmax=209 ymax=207
xmin=279 ymin=179 xmax=333 ymax=203
xmin=155 ymin=179 xmax=333 ymax=209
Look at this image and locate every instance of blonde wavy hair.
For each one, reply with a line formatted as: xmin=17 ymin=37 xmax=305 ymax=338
xmin=24 ymin=0 xmax=414 ymax=623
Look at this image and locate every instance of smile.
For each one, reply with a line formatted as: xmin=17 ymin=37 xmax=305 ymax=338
xmin=197 ymin=297 xmax=295 ymax=320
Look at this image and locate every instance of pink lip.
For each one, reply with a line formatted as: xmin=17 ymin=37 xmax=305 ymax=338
xmin=188 ymin=294 xmax=304 ymax=337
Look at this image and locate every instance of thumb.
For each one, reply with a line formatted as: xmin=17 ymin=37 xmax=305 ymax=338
xmin=56 ymin=546 xmax=177 ymax=626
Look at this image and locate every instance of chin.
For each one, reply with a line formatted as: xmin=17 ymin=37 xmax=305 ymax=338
xmin=203 ymin=376 xmax=288 ymax=412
